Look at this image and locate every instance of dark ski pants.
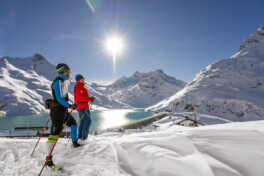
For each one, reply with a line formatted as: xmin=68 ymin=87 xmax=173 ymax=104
xmin=77 ymin=108 xmax=91 ymax=140
xmin=47 ymin=107 xmax=77 ymax=145
xmin=46 ymin=107 xmax=78 ymax=156
xmin=50 ymin=107 xmax=77 ymax=135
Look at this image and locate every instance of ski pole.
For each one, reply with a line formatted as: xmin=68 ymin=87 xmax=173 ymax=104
xmin=90 ymin=101 xmax=93 ymax=109
xmin=67 ymin=102 xmax=92 ymax=142
xmin=30 ymin=116 xmax=50 ymax=157
xmin=39 ymin=109 xmax=73 ymax=176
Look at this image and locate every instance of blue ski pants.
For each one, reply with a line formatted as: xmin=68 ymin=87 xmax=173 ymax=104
xmin=77 ymin=109 xmax=91 ymax=140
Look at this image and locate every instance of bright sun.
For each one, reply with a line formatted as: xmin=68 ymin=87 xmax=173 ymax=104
xmin=103 ymin=34 xmax=126 ymax=75
xmin=105 ymin=36 xmax=124 ymax=55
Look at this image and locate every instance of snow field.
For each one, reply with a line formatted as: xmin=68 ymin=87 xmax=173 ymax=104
xmin=0 ymin=120 xmax=264 ymax=176
xmin=114 ymin=132 xmax=214 ymax=176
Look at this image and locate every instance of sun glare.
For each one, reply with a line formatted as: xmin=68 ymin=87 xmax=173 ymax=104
xmin=102 ymin=34 xmax=126 ymax=75
xmin=106 ymin=36 xmax=124 ymax=55
xmin=101 ymin=109 xmax=133 ymax=129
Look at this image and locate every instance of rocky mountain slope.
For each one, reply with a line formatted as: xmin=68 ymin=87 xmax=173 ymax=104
xmin=0 ymin=54 xmax=129 ymax=116
xmin=147 ymin=25 xmax=264 ymax=121
xmin=91 ymin=70 xmax=186 ymax=108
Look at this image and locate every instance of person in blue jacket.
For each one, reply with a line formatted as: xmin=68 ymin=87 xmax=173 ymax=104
xmin=45 ymin=63 xmax=81 ymax=169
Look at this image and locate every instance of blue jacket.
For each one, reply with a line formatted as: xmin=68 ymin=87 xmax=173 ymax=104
xmin=52 ymin=74 xmax=71 ymax=108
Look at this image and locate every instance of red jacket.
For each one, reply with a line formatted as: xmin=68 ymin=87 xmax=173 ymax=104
xmin=74 ymin=82 xmax=92 ymax=110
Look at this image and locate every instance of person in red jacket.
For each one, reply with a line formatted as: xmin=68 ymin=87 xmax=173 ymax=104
xmin=74 ymin=74 xmax=95 ymax=140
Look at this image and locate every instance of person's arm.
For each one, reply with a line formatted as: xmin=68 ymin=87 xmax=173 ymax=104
xmin=75 ymin=86 xmax=91 ymax=102
xmin=86 ymin=88 xmax=93 ymax=102
xmin=53 ymin=80 xmax=71 ymax=108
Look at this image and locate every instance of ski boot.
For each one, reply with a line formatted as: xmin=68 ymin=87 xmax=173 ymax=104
xmin=72 ymin=141 xmax=81 ymax=148
xmin=45 ymin=155 xmax=61 ymax=171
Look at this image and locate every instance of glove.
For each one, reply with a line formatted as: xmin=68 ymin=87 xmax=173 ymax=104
xmin=91 ymin=96 xmax=95 ymax=102
xmin=70 ymin=103 xmax=77 ymax=110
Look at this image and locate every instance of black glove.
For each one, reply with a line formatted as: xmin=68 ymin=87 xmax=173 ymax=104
xmin=91 ymin=96 xmax=95 ymax=102
xmin=70 ymin=103 xmax=77 ymax=110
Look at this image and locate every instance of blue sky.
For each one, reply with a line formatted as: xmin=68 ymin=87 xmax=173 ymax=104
xmin=0 ymin=0 xmax=263 ymax=84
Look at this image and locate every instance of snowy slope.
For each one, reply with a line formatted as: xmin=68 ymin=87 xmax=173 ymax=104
xmin=0 ymin=120 xmax=263 ymax=176
xmin=0 ymin=54 xmax=129 ymax=116
xmin=0 ymin=54 xmax=55 ymax=115
xmin=147 ymin=25 xmax=264 ymax=121
xmin=91 ymin=70 xmax=186 ymax=108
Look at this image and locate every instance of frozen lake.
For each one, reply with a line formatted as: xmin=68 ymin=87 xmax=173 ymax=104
xmin=0 ymin=109 xmax=152 ymax=132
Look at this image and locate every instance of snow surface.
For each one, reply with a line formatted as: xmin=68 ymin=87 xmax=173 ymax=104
xmin=0 ymin=120 xmax=263 ymax=176
xmin=91 ymin=70 xmax=186 ymax=108
xmin=0 ymin=54 xmax=129 ymax=116
xmin=147 ymin=25 xmax=264 ymax=122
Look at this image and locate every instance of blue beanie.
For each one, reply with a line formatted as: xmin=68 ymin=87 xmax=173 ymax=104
xmin=75 ymin=74 xmax=84 ymax=81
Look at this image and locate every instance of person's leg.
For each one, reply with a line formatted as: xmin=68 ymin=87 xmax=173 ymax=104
xmin=65 ymin=112 xmax=81 ymax=147
xmin=46 ymin=108 xmax=64 ymax=167
xmin=82 ymin=109 xmax=91 ymax=140
xmin=64 ymin=112 xmax=77 ymax=142
xmin=77 ymin=109 xmax=85 ymax=140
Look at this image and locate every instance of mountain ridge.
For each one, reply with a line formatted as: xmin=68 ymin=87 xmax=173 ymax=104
xmin=147 ymin=25 xmax=264 ymax=122
xmin=0 ymin=54 xmax=129 ymax=116
xmin=91 ymin=69 xmax=187 ymax=108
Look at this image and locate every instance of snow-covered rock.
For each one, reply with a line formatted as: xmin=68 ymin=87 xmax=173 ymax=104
xmin=91 ymin=70 xmax=186 ymax=108
xmin=0 ymin=54 xmax=129 ymax=115
xmin=147 ymin=25 xmax=264 ymax=121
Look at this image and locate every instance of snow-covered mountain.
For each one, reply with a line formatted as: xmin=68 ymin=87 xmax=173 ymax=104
xmin=0 ymin=54 xmax=129 ymax=116
xmin=147 ymin=25 xmax=264 ymax=121
xmin=91 ymin=70 xmax=187 ymax=108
